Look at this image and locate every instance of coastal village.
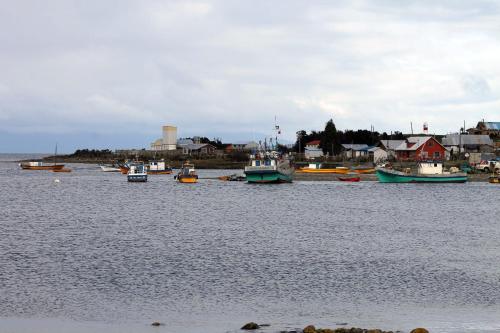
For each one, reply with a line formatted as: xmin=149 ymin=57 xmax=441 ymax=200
xmin=27 ymin=118 xmax=500 ymax=184
xmin=113 ymin=119 xmax=500 ymax=166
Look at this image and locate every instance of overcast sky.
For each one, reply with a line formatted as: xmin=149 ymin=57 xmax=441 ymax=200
xmin=1 ymin=0 xmax=499 ymax=152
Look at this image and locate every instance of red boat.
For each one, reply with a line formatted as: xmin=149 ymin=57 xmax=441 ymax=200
xmin=338 ymin=176 xmax=360 ymax=182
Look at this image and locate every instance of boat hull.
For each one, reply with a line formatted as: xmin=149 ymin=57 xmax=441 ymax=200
xmin=52 ymin=168 xmax=72 ymax=173
xmin=100 ymin=166 xmax=120 ymax=172
xmin=376 ymin=168 xmax=467 ymax=183
xmin=297 ymin=168 xmax=349 ymax=174
xmin=148 ymin=170 xmax=173 ymax=175
xmin=120 ymin=166 xmax=130 ymax=174
xmin=245 ymin=170 xmax=293 ymax=183
xmin=489 ymin=176 xmax=500 ymax=184
xmin=127 ymin=174 xmax=147 ymax=182
xmin=21 ymin=164 xmax=65 ymax=170
xmin=177 ymin=175 xmax=198 ymax=183
xmin=353 ymin=168 xmax=375 ymax=174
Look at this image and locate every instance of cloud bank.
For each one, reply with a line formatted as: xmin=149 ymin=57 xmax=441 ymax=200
xmin=1 ymin=0 xmax=499 ymax=151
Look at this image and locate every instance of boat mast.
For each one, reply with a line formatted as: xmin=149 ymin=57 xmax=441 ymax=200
xmin=54 ymin=143 xmax=57 ymax=166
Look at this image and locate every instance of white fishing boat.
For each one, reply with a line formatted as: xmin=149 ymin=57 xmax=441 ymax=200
xmin=127 ymin=163 xmax=147 ymax=182
xmin=99 ymin=165 xmax=121 ymax=172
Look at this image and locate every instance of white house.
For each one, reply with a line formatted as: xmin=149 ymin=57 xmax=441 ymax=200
xmin=304 ymin=140 xmax=323 ymax=159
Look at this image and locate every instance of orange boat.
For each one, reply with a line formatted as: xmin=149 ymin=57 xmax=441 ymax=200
xmin=297 ymin=163 xmax=349 ymax=174
xmin=176 ymin=162 xmax=198 ymax=183
xmin=20 ymin=162 xmax=65 ymax=170
xmin=120 ymin=166 xmax=130 ymax=174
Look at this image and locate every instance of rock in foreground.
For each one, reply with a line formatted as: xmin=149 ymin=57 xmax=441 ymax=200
xmin=241 ymin=322 xmax=260 ymax=330
xmin=410 ymin=329 xmax=429 ymax=333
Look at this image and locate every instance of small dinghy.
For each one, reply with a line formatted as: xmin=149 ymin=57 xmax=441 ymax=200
xmin=338 ymin=176 xmax=360 ymax=182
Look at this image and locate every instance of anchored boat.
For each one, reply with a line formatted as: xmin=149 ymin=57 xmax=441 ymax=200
xmin=147 ymin=160 xmax=173 ymax=175
xmin=489 ymin=176 xmax=500 ymax=184
xmin=100 ymin=165 xmax=121 ymax=172
xmin=244 ymin=151 xmax=294 ymax=184
xmin=20 ymin=161 xmax=65 ymax=171
xmin=176 ymin=162 xmax=198 ymax=183
xmin=376 ymin=162 xmax=467 ymax=183
xmin=127 ymin=163 xmax=147 ymax=182
xmin=20 ymin=144 xmax=65 ymax=170
xmin=297 ymin=163 xmax=349 ymax=174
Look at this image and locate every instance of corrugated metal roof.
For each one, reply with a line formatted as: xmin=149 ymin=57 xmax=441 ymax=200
xmin=395 ymin=136 xmax=432 ymax=151
xmin=484 ymin=122 xmax=500 ymax=130
xmin=341 ymin=144 xmax=370 ymax=151
xmin=379 ymin=140 xmax=406 ymax=150
xmin=442 ymin=134 xmax=493 ymax=146
xmin=183 ymin=143 xmax=213 ymax=150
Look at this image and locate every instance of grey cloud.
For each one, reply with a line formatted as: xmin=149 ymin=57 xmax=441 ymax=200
xmin=1 ymin=0 xmax=500 ymax=151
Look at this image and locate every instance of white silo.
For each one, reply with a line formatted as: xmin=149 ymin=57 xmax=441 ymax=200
xmin=162 ymin=126 xmax=177 ymax=150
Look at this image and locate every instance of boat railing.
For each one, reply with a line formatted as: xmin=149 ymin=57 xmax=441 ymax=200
xmin=245 ymin=165 xmax=276 ymax=171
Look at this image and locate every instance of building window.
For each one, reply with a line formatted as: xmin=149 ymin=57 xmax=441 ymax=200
xmin=428 ymin=141 xmax=433 ymax=146
xmin=434 ymin=151 xmax=440 ymax=158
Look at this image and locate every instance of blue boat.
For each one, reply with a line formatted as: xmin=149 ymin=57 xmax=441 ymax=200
xmin=127 ymin=163 xmax=147 ymax=182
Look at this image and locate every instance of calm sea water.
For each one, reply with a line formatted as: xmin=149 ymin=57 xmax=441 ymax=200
xmin=1 ymin=157 xmax=500 ymax=333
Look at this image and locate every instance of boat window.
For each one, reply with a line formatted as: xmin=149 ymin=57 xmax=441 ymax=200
xmin=255 ymin=160 xmax=260 ymax=166
xmin=265 ymin=160 xmax=271 ymax=166
xmin=434 ymin=163 xmax=438 ymax=167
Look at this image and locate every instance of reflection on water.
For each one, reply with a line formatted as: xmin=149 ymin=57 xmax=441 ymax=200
xmin=1 ymin=161 xmax=500 ymax=333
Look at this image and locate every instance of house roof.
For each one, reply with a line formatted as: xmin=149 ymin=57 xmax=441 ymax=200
xmin=379 ymin=140 xmax=406 ymax=150
xmin=442 ymin=134 xmax=493 ymax=146
xmin=341 ymin=144 xmax=370 ymax=151
xmin=177 ymin=138 xmax=194 ymax=145
xmin=395 ymin=136 xmax=439 ymax=151
xmin=183 ymin=143 xmax=215 ymax=150
xmin=306 ymin=140 xmax=321 ymax=146
xmin=367 ymin=146 xmax=383 ymax=152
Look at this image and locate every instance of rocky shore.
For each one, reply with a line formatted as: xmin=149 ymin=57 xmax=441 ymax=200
xmin=240 ymin=322 xmax=429 ymax=333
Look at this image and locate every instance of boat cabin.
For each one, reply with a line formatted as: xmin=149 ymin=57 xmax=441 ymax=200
xmin=307 ymin=162 xmax=321 ymax=169
xmin=149 ymin=160 xmax=166 ymax=171
xmin=180 ymin=163 xmax=195 ymax=175
xmin=418 ymin=162 xmax=443 ymax=175
xmin=251 ymin=159 xmax=276 ymax=167
xmin=129 ymin=164 xmax=146 ymax=174
xmin=25 ymin=161 xmax=44 ymax=167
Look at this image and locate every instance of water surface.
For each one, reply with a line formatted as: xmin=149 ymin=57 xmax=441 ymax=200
xmin=1 ymin=161 xmax=500 ymax=333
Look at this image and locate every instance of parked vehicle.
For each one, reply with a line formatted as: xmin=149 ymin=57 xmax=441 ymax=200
xmin=476 ymin=160 xmax=500 ymax=174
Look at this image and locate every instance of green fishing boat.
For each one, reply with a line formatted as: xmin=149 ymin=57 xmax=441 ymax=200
xmin=244 ymin=152 xmax=294 ymax=184
xmin=376 ymin=162 xmax=467 ymax=183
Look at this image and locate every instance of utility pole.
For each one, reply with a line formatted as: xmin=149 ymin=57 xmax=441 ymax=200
xmin=296 ymin=131 xmax=302 ymax=161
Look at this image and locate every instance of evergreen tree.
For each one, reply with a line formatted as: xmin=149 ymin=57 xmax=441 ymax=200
xmin=320 ymin=119 xmax=339 ymax=155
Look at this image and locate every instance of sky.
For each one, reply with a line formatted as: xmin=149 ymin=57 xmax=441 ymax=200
xmin=1 ymin=0 xmax=500 ymax=152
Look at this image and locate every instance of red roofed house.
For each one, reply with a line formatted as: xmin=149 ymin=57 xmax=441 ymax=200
xmin=304 ymin=140 xmax=323 ymax=159
xmin=395 ymin=136 xmax=447 ymax=161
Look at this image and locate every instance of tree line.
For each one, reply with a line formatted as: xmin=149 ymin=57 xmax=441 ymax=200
xmin=295 ymin=119 xmax=405 ymax=155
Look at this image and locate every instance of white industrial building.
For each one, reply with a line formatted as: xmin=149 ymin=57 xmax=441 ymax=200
xmin=151 ymin=125 xmax=178 ymax=151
